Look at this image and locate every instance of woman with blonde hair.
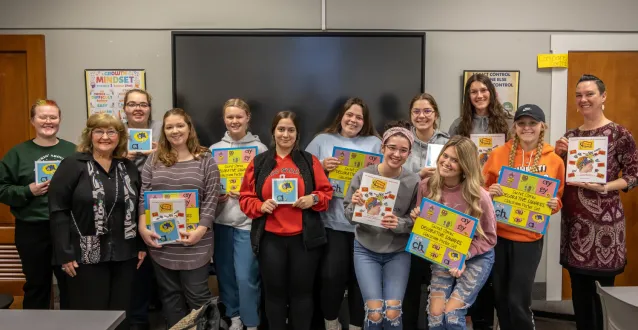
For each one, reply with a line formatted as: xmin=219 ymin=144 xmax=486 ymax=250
xmin=210 ymin=98 xmax=267 ymax=330
xmin=49 ymin=113 xmax=144 ymax=330
xmin=138 ymin=108 xmax=221 ymax=328
xmin=483 ymin=104 xmax=564 ymax=330
xmin=410 ymin=136 xmax=497 ymax=330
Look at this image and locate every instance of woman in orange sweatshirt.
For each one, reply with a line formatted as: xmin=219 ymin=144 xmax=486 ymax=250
xmin=482 ymin=104 xmax=565 ymax=330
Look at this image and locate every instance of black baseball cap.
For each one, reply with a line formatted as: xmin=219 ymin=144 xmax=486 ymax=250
xmin=514 ymin=104 xmax=546 ymax=123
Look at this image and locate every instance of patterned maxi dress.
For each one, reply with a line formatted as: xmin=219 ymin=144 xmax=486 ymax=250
xmin=560 ymin=122 xmax=638 ymax=276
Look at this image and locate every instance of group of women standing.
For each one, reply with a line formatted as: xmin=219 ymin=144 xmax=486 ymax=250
xmin=0 ymin=72 xmax=635 ymax=330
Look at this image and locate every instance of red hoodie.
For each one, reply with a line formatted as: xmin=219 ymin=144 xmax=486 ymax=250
xmin=239 ymin=153 xmax=332 ymax=235
xmin=482 ymin=140 xmax=565 ymax=242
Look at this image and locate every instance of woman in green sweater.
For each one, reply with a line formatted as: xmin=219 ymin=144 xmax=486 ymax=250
xmin=0 ymin=99 xmax=76 ymax=309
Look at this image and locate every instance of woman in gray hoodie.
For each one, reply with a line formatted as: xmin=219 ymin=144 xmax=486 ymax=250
xmin=448 ymin=74 xmax=513 ymax=138
xmin=210 ymin=98 xmax=268 ymax=330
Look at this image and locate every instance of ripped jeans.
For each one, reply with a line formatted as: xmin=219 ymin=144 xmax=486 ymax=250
xmin=353 ymin=240 xmax=411 ymax=329
xmin=428 ymin=249 xmax=494 ymax=330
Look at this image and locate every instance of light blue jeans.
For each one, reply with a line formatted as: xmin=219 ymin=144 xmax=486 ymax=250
xmin=213 ymin=224 xmax=261 ymax=327
xmin=428 ymin=249 xmax=495 ymax=330
xmin=353 ymin=240 xmax=411 ymax=330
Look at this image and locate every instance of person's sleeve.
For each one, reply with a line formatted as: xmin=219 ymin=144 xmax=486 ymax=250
xmin=0 ymin=149 xmax=34 ymax=207
xmin=48 ymin=157 xmax=79 ymax=265
xmin=482 ymin=155 xmax=499 ymax=189
xmin=239 ymin=160 xmax=264 ymax=219
xmin=305 ymin=136 xmax=322 ymax=159
xmin=448 ymin=118 xmax=460 ymax=136
xmin=467 ymin=192 xmax=498 ymax=259
xmin=199 ymin=156 xmax=220 ymax=229
xmin=391 ymin=180 xmax=419 ymax=234
xmin=552 ymin=158 xmax=565 ymax=214
xmin=138 ymin=154 xmax=154 ymax=215
xmin=126 ymin=161 xmax=146 ymax=252
xmin=343 ymin=171 xmax=363 ymax=225
xmin=619 ymin=130 xmax=638 ymax=192
xmin=310 ymin=156 xmax=333 ymax=212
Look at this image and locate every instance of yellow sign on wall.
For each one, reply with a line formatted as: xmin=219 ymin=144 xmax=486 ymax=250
xmin=537 ymin=54 xmax=568 ymax=68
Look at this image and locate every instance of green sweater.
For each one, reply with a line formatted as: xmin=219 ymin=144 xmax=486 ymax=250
xmin=0 ymin=139 xmax=76 ymax=221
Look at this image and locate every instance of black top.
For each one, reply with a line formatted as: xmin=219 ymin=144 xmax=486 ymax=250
xmin=49 ymin=152 xmax=141 ymax=265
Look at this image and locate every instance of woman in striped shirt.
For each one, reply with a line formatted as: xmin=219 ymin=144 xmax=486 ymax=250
xmin=138 ymin=108 xmax=221 ymax=327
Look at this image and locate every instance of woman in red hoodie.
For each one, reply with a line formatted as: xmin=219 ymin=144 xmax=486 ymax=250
xmin=482 ymin=104 xmax=565 ymax=330
xmin=239 ymin=111 xmax=333 ymax=330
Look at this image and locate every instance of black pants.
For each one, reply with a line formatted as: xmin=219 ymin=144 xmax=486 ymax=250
xmin=259 ymin=232 xmax=322 ymax=330
xmin=493 ymin=237 xmax=544 ymax=330
xmin=569 ymin=270 xmax=615 ymax=330
xmin=317 ymin=229 xmax=364 ymax=326
xmin=153 ymin=260 xmax=212 ymax=328
xmin=14 ymin=219 xmax=69 ymax=309
xmin=403 ymin=254 xmax=431 ymax=330
xmin=129 ymin=255 xmax=158 ymax=325
xmin=66 ymin=258 xmax=137 ymax=330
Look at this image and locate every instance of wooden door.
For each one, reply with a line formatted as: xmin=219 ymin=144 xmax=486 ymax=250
xmin=562 ymin=51 xmax=638 ymax=299
xmin=0 ymin=35 xmax=47 ymax=308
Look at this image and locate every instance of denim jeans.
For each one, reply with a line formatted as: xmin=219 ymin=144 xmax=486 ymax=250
xmin=214 ymin=224 xmax=261 ymax=327
xmin=428 ymin=249 xmax=495 ymax=330
xmin=353 ymin=239 xmax=411 ymax=330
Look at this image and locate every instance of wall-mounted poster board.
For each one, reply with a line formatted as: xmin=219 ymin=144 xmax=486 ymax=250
xmin=85 ymin=69 xmax=146 ymax=122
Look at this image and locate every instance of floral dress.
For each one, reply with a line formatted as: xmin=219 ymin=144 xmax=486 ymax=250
xmin=560 ymin=122 xmax=638 ymax=276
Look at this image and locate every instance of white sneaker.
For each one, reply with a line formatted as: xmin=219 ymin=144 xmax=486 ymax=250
xmin=324 ymin=318 xmax=342 ymax=330
xmin=229 ymin=316 xmax=243 ymax=330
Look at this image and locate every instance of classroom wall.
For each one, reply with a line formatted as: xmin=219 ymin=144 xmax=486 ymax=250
xmin=4 ymin=0 xmax=638 ymax=286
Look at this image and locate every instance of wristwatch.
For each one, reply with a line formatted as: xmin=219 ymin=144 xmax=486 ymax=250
xmin=311 ymin=194 xmax=319 ymax=205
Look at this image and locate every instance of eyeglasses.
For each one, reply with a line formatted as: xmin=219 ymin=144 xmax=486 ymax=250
xmin=125 ymin=102 xmax=150 ymax=109
xmin=92 ymin=129 xmax=119 ymax=137
xmin=411 ymin=108 xmax=435 ymax=117
xmin=384 ymin=144 xmax=410 ymax=155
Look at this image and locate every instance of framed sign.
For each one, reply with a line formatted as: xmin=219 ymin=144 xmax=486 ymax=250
xmin=85 ymin=69 xmax=146 ymax=122
xmin=463 ymin=70 xmax=520 ymax=115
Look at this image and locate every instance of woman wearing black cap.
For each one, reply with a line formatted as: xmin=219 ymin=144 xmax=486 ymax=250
xmin=482 ymin=104 xmax=565 ymax=330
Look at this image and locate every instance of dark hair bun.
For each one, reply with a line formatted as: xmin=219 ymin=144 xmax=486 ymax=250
xmin=383 ymin=120 xmax=412 ymax=132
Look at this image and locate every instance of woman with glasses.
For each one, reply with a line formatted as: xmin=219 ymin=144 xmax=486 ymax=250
xmin=49 ymin=113 xmax=145 ymax=330
xmin=344 ymin=121 xmax=419 ymax=329
xmin=0 ymin=99 xmax=75 ymax=310
xmin=122 ymin=89 xmax=162 ymax=330
xmin=402 ymin=93 xmax=449 ymax=329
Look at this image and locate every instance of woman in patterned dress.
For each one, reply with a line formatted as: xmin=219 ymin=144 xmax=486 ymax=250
xmin=554 ymin=74 xmax=638 ymax=330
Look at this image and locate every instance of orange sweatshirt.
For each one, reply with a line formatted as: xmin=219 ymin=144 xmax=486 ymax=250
xmin=482 ymin=140 xmax=565 ymax=242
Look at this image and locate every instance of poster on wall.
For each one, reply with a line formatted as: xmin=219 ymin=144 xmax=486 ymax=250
xmin=463 ymin=70 xmax=520 ymax=115
xmin=85 ymin=69 xmax=146 ymax=123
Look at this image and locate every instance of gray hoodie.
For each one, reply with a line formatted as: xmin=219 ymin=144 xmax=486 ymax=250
xmin=448 ymin=114 xmax=513 ymax=136
xmin=404 ymin=127 xmax=450 ymax=174
xmin=344 ymin=165 xmax=419 ymax=253
xmin=210 ymin=131 xmax=268 ymax=229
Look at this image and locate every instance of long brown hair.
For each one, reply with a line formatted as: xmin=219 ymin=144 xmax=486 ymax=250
xmin=409 ymin=93 xmax=440 ymax=130
xmin=77 ymin=113 xmax=128 ymax=158
xmin=322 ymin=97 xmax=379 ymax=138
xmin=427 ymin=136 xmax=487 ymax=238
xmin=154 ymin=108 xmax=209 ymax=167
xmin=458 ymin=74 xmax=511 ymax=137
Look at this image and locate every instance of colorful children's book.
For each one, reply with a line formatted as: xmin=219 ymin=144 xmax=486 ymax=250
xmin=272 ymin=176 xmax=298 ymax=205
xmin=210 ymin=146 xmax=258 ymax=194
xmin=34 ymin=161 xmax=61 ymax=183
xmin=470 ymin=134 xmax=505 ymax=166
xmin=406 ymin=197 xmax=478 ymax=270
xmin=352 ymin=172 xmax=400 ymax=228
xmin=128 ymin=128 xmax=153 ymax=151
xmin=149 ymin=198 xmax=187 ymax=245
xmin=424 ymin=144 xmax=445 ymax=167
xmin=143 ymin=189 xmax=199 ymax=231
xmin=566 ymin=137 xmax=608 ymax=184
xmin=328 ymin=147 xmax=383 ymax=198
